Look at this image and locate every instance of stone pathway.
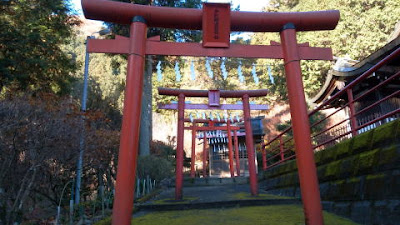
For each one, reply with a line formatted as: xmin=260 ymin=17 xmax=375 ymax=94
xmin=125 ymin=181 xmax=358 ymax=225
xmin=136 ymin=180 xmax=301 ymax=212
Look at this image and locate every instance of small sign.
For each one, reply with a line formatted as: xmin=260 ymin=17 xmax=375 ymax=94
xmin=202 ymin=3 xmax=231 ymax=48
xmin=208 ymin=90 xmax=221 ymax=107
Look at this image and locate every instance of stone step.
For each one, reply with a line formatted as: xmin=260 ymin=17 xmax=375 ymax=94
xmin=181 ymin=177 xmax=250 ymax=186
xmin=136 ymin=198 xmax=301 ymax=212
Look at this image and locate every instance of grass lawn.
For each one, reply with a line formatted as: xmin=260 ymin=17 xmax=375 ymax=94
xmin=95 ymin=205 xmax=358 ymax=225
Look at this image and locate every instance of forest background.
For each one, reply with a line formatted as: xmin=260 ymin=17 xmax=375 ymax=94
xmin=0 ymin=0 xmax=399 ymax=224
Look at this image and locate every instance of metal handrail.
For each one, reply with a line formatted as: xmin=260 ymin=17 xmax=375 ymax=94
xmin=262 ymin=46 xmax=400 ymax=170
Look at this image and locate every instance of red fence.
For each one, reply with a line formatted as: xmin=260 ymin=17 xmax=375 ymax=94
xmin=263 ymin=46 xmax=400 ymax=169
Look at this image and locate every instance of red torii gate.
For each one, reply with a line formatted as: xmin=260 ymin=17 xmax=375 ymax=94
xmin=184 ymin=118 xmax=240 ymax=178
xmin=160 ymin=98 xmax=268 ymax=180
xmin=158 ymin=88 xmax=268 ymax=200
xmin=183 ymin=119 xmax=241 ymax=178
xmin=82 ymin=0 xmax=339 ymax=224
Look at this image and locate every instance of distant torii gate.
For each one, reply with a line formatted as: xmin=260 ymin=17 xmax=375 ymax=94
xmin=160 ymin=98 xmax=268 ymax=181
xmin=183 ymin=119 xmax=241 ymax=178
xmin=82 ymin=0 xmax=339 ymax=224
xmin=158 ymin=88 xmax=268 ymax=200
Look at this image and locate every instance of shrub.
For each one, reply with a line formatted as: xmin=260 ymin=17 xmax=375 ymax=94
xmin=136 ymin=155 xmax=174 ymax=182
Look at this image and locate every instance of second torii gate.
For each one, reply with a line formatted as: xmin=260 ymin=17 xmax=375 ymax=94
xmin=161 ymin=104 xmax=268 ymax=180
xmin=82 ymin=0 xmax=339 ymax=224
xmin=158 ymin=88 xmax=269 ymax=200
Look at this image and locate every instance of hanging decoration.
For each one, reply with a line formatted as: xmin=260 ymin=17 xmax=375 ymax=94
xmin=268 ymin=65 xmax=275 ymax=84
xmin=252 ymin=63 xmax=259 ymax=85
xmin=209 ymin=112 xmax=214 ymax=120
xmin=156 ymin=61 xmax=162 ymax=81
xmin=238 ymin=61 xmax=244 ymax=83
xmin=190 ymin=60 xmax=196 ymax=81
xmin=220 ymin=59 xmax=228 ymax=80
xmin=175 ymin=61 xmax=181 ymax=81
xmin=205 ymin=58 xmax=213 ymax=79
xmin=216 ymin=113 xmax=221 ymax=121
xmin=154 ymin=57 xmax=275 ymax=85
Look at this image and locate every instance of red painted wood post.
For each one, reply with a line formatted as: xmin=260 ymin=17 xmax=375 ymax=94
xmin=175 ymin=93 xmax=185 ymax=200
xmin=279 ymin=136 xmax=284 ymax=161
xmin=202 ymin=133 xmax=207 ymax=177
xmin=227 ymin=120 xmax=235 ymax=177
xmin=242 ymin=94 xmax=258 ymax=196
xmin=346 ymin=88 xmax=358 ymax=137
xmin=280 ymin=23 xmax=324 ymax=225
xmin=234 ymin=130 xmax=241 ymax=176
xmin=262 ymin=144 xmax=267 ymax=171
xmin=112 ymin=16 xmax=147 ymax=225
xmin=190 ymin=124 xmax=196 ymax=178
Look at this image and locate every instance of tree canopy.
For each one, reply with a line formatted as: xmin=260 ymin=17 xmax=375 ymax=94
xmin=252 ymin=0 xmax=400 ymax=100
xmin=0 ymin=0 xmax=80 ymax=95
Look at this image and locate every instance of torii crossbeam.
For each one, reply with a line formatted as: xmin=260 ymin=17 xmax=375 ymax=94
xmin=82 ymin=0 xmax=339 ymax=224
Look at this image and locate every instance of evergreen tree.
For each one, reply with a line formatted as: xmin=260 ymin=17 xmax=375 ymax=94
xmin=252 ymin=0 xmax=400 ymax=100
xmin=0 ymin=0 xmax=80 ymax=95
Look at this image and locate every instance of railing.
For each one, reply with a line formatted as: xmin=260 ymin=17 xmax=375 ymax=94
xmin=263 ymin=46 xmax=400 ymax=169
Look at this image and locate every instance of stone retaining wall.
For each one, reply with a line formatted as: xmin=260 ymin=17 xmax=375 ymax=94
xmin=263 ymin=119 xmax=400 ymax=224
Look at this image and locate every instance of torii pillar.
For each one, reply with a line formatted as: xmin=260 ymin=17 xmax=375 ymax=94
xmin=111 ymin=17 xmax=147 ymax=224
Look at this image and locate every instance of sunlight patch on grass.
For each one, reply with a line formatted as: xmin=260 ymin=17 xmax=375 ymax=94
xmin=233 ymin=192 xmax=294 ymax=200
xmin=151 ymin=196 xmax=199 ymax=205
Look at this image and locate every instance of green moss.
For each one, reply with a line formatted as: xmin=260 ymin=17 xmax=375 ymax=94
xmin=355 ymin=149 xmax=380 ymax=174
xmin=276 ymin=174 xmax=288 ymax=188
xmin=282 ymin=173 xmax=296 ymax=187
xmin=365 ymin=173 xmax=385 ymax=180
xmin=339 ymin=155 xmax=358 ymax=178
xmin=325 ymin=161 xmax=341 ymax=179
xmin=347 ymin=177 xmax=360 ymax=183
xmin=335 ymin=138 xmax=353 ymax=160
xmin=268 ymin=166 xmax=280 ymax=178
xmin=274 ymin=163 xmax=291 ymax=177
xmin=152 ymin=196 xmax=198 ymax=205
xmin=314 ymin=151 xmax=323 ymax=166
xmin=94 ymin=217 xmax=111 ymax=225
xmin=371 ymin=120 xmax=399 ymax=148
xmin=340 ymin=177 xmax=361 ymax=200
xmin=125 ymin=205 xmax=358 ymax=225
xmin=333 ymin=179 xmax=345 ymax=185
xmin=289 ymin=161 xmax=298 ymax=172
xmin=351 ymin=130 xmax=373 ymax=154
xmin=233 ymin=192 xmax=293 ymax=200
xmin=320 ymin=147 xmax=337 ymax=164
xmin=378 ymin=145 xmax=398 ymax=166
xmin=281 ymin=162 xmax=292 ymax=174
xmin=317 ymin=165 xmax=327 ymax=181
xmin=136 ymin=189 xmax=162 ymax=204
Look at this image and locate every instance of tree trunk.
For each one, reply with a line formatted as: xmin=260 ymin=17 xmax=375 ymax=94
xmin=97 ymin=168 xmax=105 ymax=216
xmin=139 ymin=56 xmax=153 ymax=156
